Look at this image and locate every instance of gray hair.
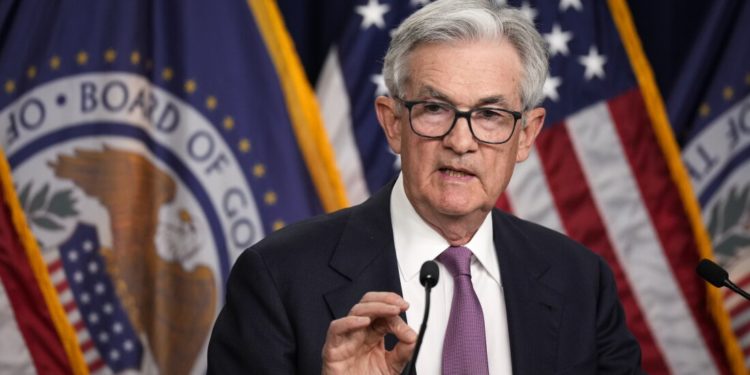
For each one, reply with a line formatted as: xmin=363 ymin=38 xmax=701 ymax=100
xmin=382 ymin=0 xmax=549 ymax=110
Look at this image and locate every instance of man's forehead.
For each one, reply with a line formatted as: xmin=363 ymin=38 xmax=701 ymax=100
xmin=401 ymin=40 xmax=523 ymax=107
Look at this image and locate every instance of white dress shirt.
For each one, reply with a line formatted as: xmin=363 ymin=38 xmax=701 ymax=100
xmin=390 ymin=174 xmax=513 ymax=374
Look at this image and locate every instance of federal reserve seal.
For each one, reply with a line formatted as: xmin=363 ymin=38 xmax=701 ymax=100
xmin=1 ymin=72 xmax=265 ymax=374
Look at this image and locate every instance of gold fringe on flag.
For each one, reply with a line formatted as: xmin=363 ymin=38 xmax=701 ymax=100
xmin=247 ymin=0 xmax=349 ymax=213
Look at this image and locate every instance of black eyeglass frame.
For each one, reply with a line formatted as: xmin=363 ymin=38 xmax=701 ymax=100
xmin=395 ymin=98 xmax=523 ymax=145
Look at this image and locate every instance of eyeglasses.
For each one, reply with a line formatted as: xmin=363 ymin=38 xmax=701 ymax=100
xmin=396 ymin=98 xmax=523 ymax=144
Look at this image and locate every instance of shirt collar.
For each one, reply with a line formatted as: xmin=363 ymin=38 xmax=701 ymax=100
xmin=391 ymin=173 xmax=500 ymax=285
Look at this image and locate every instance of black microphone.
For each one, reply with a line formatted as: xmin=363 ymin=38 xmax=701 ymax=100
xmin=696 ymin=259 xmax=750 ymax=300
xmin=403 ymin=260 xmax=439 ymax=375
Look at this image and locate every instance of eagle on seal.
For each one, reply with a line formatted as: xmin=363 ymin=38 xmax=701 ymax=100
xmin=50 ymin=146 xmax=217 ymax=375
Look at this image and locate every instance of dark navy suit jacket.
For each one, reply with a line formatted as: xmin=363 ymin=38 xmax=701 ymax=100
xmin=207 ymin=183 xmax=643 ymax=374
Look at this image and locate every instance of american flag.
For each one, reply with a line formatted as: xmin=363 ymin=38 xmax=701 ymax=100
xmin=314 ymin=0 xmax=739 ymax=373
xmin=45 ymin=224 xmax=142 ymax=374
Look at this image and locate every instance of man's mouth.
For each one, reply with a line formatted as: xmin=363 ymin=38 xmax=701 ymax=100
xmin=439 ymin=167 xmax=474 ymax=178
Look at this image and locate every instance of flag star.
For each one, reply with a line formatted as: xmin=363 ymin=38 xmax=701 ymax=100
xmin=544 ymin=24 xmax=573 ymax=56
xmin=371 ymin=73 xmax=389 ymax=96
xmin=88 ymin=261 xmax=99 ymax=273
xmin=83 ymin=241 xmax=93 ymax=252
xmin=519 ymin=2 xmax=538 ymax=23
xmin=543 ymin=76 xmax=563 ymax=102
xmin=578 ymin=46 xmax=607 ymax=80
xmin=89 ymin=312 xmax=99 ymax=324
xmin=560 ymin=0 xmax=583 ymax=11
xmin=74 ymin=271 xmax=84 ymax=283
xmin=113 ymin=322 xmax=124 ymax=334
xmin=80 ymin=292 xmax=90 ymax=304
xmin=356 ymin=0 xmax=390 ymax=30
xmin=411 ymin=0 xmax=430 ymax=7
xmin=124 ymin=340 xmax=134 ymax=351
xmin=95 ymin=282 xmax=106 ymax=295
xmin=68 ymin=250 xmax=78 ymax=262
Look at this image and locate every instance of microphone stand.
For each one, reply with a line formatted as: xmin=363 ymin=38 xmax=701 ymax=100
xmin=403 ymin=283 xmax=433 ymax=375
xmin=402 ymin=261 xmax=438 ymax=375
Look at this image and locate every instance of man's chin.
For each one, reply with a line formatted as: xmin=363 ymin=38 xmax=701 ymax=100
xmin=433 ymin=200 xmax=484 ymax=218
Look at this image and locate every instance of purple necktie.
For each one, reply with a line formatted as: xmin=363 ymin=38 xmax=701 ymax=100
xmin=437 ymin=246 xmax=490 ymax=375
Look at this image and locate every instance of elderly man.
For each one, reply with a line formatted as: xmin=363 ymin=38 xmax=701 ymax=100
xmin=207 ymin=0 xmax=643 ymax=374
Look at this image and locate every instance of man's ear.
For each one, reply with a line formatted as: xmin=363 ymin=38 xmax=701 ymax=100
xmin=375 ymin=96 xmax=403 ymax=154
xmin=516 ymin=107 xmax=545 ymax=163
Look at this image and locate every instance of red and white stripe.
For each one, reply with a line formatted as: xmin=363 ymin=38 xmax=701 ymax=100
xmin=0 ymin=279 xmax=37 ymax=374
xmin=506 ymin=147 xmax=565 ymax=233
xmin=317 ymin=48 xmax=370 ymax=206
xmin=43 ymin=250 xmax=110 ymax=375
xmin=724 ymin=257 xmax=750 ymax=366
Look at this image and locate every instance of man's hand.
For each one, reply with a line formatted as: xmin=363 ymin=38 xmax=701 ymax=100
xmin=322 ymin=292 xmax=417 ymax=375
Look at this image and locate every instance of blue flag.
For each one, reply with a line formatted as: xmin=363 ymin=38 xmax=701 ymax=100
xmin=0 ymin=1 xmax=344 ymax=374
xmin=676 ymin=1 xmax=750 ymax=369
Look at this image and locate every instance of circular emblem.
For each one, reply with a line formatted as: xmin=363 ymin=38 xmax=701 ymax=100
xmin=1 ymin=72 xmax=264 ymax=374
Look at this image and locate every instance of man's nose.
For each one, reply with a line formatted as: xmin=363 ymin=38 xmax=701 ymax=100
xmin=442 ymin=116 xmax=478 ymax=153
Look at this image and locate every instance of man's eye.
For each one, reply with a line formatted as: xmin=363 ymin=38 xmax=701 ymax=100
xmin=422 ymin=103 xmax=447 ymax=113
xmin=476 ymin=109 xmax=502 ymax=119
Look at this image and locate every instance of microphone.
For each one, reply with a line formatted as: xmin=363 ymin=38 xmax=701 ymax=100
xmin=403 ymin=261 xmax=439 ymax=375
xmin=696 ymin=259 xmax=750 ymax=300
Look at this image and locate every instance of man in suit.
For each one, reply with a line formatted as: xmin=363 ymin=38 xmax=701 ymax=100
xmin=207 ymin=0 xmax=643 ymax=374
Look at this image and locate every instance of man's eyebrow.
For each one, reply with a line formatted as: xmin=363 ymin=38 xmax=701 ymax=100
xmin=476 ymin=96 xmax=511 ymax=108
xmin=415 ymin=86 xmax=450 ymax=101
xmin=415 ymin=86 xmax=512 ymax=108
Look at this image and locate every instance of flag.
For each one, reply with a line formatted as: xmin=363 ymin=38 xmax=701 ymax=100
xmin=312 ymin=0 xmax=743 ymax=373
xmin=0 ymin=0 xmax=345 ymax=374
xmin=673 ymin=0 xmax=750 ymax=370
xmin=0 ymin=149 xmax=88 ymax=374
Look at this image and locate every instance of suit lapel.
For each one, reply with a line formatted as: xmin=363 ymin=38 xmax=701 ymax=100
xmin=493 ymin=210 xmax=563 ymax=374
xmin=323 ymin=182 xmax=403 ymax=349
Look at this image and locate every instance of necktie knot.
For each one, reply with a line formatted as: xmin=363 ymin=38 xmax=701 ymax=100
xmin=437 ymin=246 xmax=473 ymax=278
